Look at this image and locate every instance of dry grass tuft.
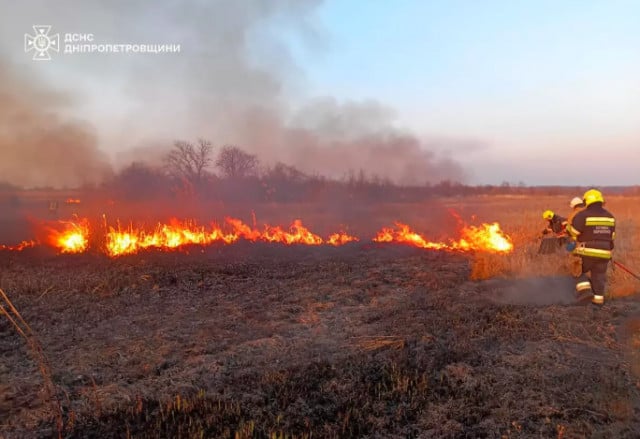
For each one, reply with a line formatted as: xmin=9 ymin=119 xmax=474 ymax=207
xmin=470 ymin=253 xmax=509 ymax=280
xmin=0 ymin=288 xmax=64 ymax=438
xmin=351 ymin=336 xmax=405 ymax=352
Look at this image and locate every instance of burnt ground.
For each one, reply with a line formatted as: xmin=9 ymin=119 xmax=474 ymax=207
xmin=1 ymin=244 xmax=640 ymax=438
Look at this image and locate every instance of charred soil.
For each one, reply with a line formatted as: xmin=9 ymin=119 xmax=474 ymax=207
xmin=1 ymin=245 xmax=640 ymax=438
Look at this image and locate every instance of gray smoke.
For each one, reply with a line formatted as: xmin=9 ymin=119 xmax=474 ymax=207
xmin=0 ymin=57 xmax=112 ymax=188
xmin=281 ymin=97 xmax=467 ymax=183
xmin=481 ymin=276 xmax=578 ymax=306
xmin=0 ymin=0 xmax=475 ymax=187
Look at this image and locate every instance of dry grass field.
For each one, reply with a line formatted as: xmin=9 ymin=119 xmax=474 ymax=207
xmin=1 ymin=193 xmax=639 ymax=438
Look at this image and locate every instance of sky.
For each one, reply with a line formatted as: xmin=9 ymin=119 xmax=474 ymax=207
xmin=1 ymin=0 xmax=639 ymax=187
xmin=295 ymin=0 xmax=640 ymax=185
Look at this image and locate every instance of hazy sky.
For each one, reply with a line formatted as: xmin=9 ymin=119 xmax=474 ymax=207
xmin=1 ymin=0 xmax=639 ymax=186
xmin=297 ymin=0 xmax=640 ymax=185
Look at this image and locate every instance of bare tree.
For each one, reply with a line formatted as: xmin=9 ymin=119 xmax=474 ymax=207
xmin=164 ymin=139 xmax=214 ymax=189
xmin=215 ymin=145 xmax=259 ymax=179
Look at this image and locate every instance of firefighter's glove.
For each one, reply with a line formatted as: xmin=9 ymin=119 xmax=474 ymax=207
xmin=565 ymin=241 xmax=576 ymax=252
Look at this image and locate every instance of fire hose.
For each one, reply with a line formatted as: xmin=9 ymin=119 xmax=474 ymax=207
xmin=613 ymin=260 xmax=640 ymax=282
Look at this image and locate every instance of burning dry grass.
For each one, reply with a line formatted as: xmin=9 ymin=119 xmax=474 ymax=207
xmin=2 ymin=213 xmax=512 ymax=257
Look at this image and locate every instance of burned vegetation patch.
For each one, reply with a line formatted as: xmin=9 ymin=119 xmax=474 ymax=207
xmin=1 ymin=246 xmax=639 ymax=438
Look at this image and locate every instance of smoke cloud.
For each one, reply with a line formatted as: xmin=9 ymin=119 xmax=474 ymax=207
xmin=0 ymin=0 xmax=477 ymax=188
xmin=281 ymin=97 xmax=467 ymax=183
xmin=0 ymin=58 xmax=112 ymax=188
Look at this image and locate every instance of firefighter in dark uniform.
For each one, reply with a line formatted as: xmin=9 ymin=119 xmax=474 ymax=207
xmin=542 ymin=210 xmax=567 ymax=236
xmin=539 ymin=210 xmax=568 ymax=253
xmin=566 ymin=189 xmax=615 ymax=305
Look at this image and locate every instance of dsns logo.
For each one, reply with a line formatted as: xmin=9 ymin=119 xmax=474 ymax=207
xmin=24 ymin=25 xmax=60 ymax=60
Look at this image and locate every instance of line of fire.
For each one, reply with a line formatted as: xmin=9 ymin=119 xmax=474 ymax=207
xmin=0 ymin=214 xmax=513 ymax=257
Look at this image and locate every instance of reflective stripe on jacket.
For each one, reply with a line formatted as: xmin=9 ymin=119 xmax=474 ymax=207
xmin=574 ymin=243 xmax=612 ymax=259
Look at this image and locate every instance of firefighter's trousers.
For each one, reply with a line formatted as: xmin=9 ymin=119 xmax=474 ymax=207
xmin=575 ymin=256 xmax=610 ymax=305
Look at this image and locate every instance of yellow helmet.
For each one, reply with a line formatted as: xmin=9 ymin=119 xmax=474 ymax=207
xmin=583 ymin=189 xmax=604 ymax=206
xmin=542 ymin=210 xmax=554 ymax=220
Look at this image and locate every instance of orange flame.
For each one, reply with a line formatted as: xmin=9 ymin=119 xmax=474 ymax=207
xmin=373 ymin=222 xmax=513 ymax=253
xmin=457 ymin=223 xmax=514 ymax=253
xmin=261 ymin=220 xmax=323 ymax=245
xmin=1 ymin=214 xmax=514 ymax=256
xmin=105 ymin=219 xmax=240 ymax=257
xmin=0 ymin=240 xmax=37 ymax=251
xmin=104 ymin=218 xmax=336 ymax=257
xmin=327 ymin=232 xmax=359 ymax=246
xmin=47 ymin=218 xmax=90 ymax=254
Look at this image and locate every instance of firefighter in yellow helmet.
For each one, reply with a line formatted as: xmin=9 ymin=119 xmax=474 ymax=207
xmin=542 ymin=210 xmax=568 ymax=236
xmin=539 ymin=210 xmax=568 ymax=253
xmin=566 ymin=189 xmax=615 ymax=305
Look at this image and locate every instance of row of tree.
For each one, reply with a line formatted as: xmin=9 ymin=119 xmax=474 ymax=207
xmin=109 ymin=139 xmax=401 ymax=202
xmin=2 ymin=139 xmax=637 ymax=204
xmin=96 ymin=139 xmax=634 ymax=203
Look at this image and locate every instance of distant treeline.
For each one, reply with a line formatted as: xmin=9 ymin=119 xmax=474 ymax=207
xmin=2 ymin=177 xmax=638 ymax=207
xmin=1 ymin=140 xmax=638 ymax=205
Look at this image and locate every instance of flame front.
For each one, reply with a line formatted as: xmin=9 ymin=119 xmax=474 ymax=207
xmin=0 ymin=240 xmax=37 ymax=251
xmin=47 ymin=219 xmax=90 ymax=254
xmin=373 ymin=222 xmax=513 ymax=253
xmin=262 ymin=220 xmax=323 ymax=245
xmin=327 ymin=232 xmax=359 ymax=246
xmin=458 ymin=223 xmax=513 ymax=253
xmin=105 ymin=218 xmax=334 ymax=256
xmin=373 ymin=223 xmax=452 ymax=250
xmin=1 ymin=214 xmax=514 ymax=256
xmin=106 ymin=220 xmax=237 ymax=257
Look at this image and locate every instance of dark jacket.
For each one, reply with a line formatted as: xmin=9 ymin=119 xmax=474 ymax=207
xmin=547 ymin=214 xmax=567 ymax=235
xmin=568 ymin=202 xmax=615 ymax=258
